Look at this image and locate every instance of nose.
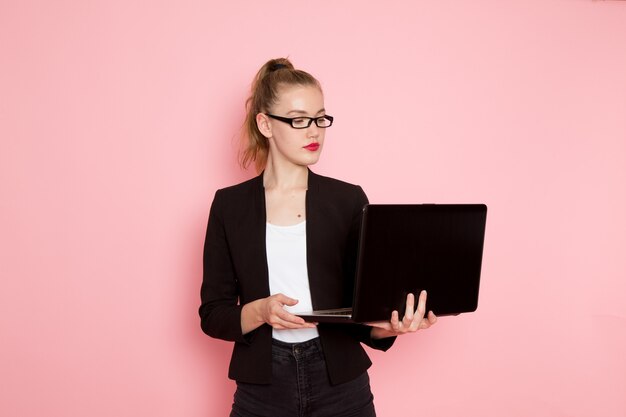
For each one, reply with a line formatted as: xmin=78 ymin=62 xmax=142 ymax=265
xmin=307 ymin=123 xmax=320 ymax=139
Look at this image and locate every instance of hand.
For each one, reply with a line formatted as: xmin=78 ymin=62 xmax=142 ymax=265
xmin=252 ymin=293 xmax=317 ymax=331
xmin=367 ymin=291 xmax=437 ymax=339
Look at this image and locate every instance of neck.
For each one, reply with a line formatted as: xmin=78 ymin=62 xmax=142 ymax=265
xmin=263 ymin=157 xmax=309 ymax=190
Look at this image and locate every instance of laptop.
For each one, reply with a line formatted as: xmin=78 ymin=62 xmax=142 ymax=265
xmin=297 ymin=204 xmax=487 ymax=323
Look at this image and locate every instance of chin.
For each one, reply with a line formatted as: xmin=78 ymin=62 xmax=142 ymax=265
xmin=290 ymin=153 xmax=322 ymax=167
xmin=302 ymin=155 xmax=322 ymax=166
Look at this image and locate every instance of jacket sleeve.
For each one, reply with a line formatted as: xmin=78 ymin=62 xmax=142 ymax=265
xmin=198 ymin=189 xmax=249 ymax=344
xmin=345 ymin=186 xmax=396 ymax=351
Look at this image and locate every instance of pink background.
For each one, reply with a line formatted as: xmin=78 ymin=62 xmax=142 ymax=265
xmin=2 ymin=1 xmax=625 ymax=416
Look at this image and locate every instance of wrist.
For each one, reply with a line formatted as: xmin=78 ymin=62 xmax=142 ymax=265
xmin=251 ymin=298 xmax=265 ymax=325
xmin=241 ymin=299 xmax=265 ymax=334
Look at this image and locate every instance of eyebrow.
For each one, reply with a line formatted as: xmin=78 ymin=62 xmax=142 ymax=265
xmin=286 ymin=108 xmax=326 ymax=116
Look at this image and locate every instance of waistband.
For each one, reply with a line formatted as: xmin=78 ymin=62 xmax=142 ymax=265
xmin=271 ymin=337 xmax=322 ymax=359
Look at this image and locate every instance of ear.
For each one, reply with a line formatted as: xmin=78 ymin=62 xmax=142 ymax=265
xmin=256 ymin=113 xmax=272 ymax=139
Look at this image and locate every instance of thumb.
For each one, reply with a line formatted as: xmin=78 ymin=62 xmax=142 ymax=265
xmin=275 ymin=293 xmax=298 ymax=306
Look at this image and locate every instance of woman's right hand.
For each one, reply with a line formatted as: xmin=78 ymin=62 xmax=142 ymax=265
xmin=241 ymin=293 xmax=317 ymax=334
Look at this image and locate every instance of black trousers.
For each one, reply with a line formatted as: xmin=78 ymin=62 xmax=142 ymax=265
xmin=230 ymin=337 xmax=376 ymax=417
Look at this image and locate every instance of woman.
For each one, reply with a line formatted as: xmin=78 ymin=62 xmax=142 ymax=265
xmin=200 ymin=58 xmax=437 ymax=417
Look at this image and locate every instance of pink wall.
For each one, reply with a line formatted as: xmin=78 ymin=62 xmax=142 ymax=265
xmin=2 ymin=1 xmax=625 ymax=416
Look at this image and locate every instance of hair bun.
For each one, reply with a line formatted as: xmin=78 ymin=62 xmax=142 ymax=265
xmin=270 ymin=63 xmax=287 ymax=72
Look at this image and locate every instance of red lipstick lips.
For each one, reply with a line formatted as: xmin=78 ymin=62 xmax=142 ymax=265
xmin=304 ymin=143 xmax=320 ymax=151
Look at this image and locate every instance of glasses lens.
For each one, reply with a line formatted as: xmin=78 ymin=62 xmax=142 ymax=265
xmin=316 ymin=116 xmax=332 ymax=128
xmin=291 ymin=117 xmax=310 ymax=128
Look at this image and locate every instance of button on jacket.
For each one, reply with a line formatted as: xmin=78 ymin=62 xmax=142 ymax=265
xmin=199 ymin=169 xmax=395 ymax=385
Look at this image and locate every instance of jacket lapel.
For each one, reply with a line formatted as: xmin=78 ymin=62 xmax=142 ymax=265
xmin=305 ymin=170 xmax=323 ymax=309
xmin=252 ymin=172 xmax=270 ymax=298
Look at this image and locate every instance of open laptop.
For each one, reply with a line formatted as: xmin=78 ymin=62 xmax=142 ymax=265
xmin=297 ymin=204 xmax=487 ymax=323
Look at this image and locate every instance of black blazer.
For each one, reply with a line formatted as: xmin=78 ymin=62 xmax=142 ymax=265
xmin=199 ymin=169 xmax=395 ymax=385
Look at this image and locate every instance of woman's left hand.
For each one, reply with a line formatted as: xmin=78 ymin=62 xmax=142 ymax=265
xmin=367 ymin=290 xmax=437 ymax=339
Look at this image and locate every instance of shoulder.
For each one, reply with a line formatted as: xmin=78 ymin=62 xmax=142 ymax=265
xmin=213 ymin=174 xmax=262 ymax=200
xmin=209 ymin=174 xmax=263 ymax=221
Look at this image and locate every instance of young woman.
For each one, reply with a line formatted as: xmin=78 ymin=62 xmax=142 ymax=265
xmin=200 ymin=58 xmax=437 ymax=417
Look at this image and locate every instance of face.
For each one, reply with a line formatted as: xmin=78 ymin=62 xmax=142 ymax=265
xmin=256 ymin=84 xmax=326 ymax=168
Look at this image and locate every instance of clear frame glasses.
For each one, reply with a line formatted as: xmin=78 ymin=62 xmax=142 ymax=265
xmin=265 ymin=114 xmax=334 ymax=129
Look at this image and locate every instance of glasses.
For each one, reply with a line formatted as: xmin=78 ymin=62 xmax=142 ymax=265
xmin=265 ymin=114 xmax=334 ymax=129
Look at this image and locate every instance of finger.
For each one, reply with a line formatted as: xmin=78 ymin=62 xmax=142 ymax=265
xmin=276 ymin=309 xmax=317 ymax=328
xmin=274 ymin=293 xmax=299 ymax=306
xmin=267 ymin=301 xmax=302 ymax=323
xmin=271 ymin=315 xmax=310 ymax=330
xmin=269 ymin=316 xmax=297 ymax=329
xmin=275 ymin=308 xmax=307 ymax=325
xmin=391 ymin=310 xmax=401 ymax=332
xmin=428 ymin=311 xmax=437 ymax=324
xmin=407 ymin=316 xmax=422 ymax=332
xmin=416 ymin=290 xmax=427 ymax=320
xmin=404 ymin=291 xmax=427 ymax=332
xmin=365 ymin=321 xmax=393 ymax=330
xmin=402 ymin=293 xmax=415 ymax=326
xmin=270 ymin=318 xmax=298 ymax=330
xmin=408 ymin=312 xmax=426 ymax=332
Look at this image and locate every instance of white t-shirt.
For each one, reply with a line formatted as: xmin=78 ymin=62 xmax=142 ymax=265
xmin=266 ymin=221 xmax=319 ymax=343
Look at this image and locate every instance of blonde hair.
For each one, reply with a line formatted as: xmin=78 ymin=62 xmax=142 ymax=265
xmin=240 ymin=58 xmax=322 ymax=172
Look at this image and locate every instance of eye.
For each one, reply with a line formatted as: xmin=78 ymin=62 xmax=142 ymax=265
xmin=317 ymin=116 xmax=331 ymax=127
xmin=292 ymin=118 xmax=308 ymax=127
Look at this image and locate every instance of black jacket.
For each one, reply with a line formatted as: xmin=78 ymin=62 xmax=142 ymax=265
xmin=199 ymin=169 xmax=395 ymax=385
